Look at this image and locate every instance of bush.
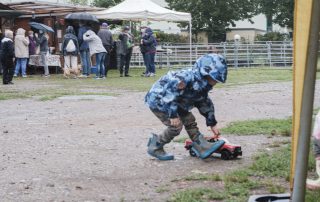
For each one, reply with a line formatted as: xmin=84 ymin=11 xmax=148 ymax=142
xmin=255 ymin=32 xmax=289 ymax=41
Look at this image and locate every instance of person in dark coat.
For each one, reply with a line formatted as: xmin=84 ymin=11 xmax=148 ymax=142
xmin=0 ymin=31 xmax=3 ymax=75
xmin=139 ymin=29 xmax=148 ymax=77
xmin=98 ymin=23 xmax=113 ymax=77
xmin=142 ymin=27 xmax=157 ymax=77
xmin=61 ymin=26 xmax=79 ymax=77
xmin=28 ymin=30 xmax=37 ymax=56
xmin=78 ymin=21 xmax=91 ymax=78
xmin=118 ymin=26 xmax=134 ymax=77
xmin=34 ymin=30 xmax=50 ymax=77
xmin=1 ymin=30 xmax=15 ymax=85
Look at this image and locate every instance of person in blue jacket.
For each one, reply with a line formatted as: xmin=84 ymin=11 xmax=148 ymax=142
xmin=145 ymin=53 xmax=228 ymax=160
xmin=141 ymin=27 xmax=157 ymax=77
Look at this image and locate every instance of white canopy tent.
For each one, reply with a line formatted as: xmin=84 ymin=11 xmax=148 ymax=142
xmin=90 ymin=0 xmax=193 ymax=65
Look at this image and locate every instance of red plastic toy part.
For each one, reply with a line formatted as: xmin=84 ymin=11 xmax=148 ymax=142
xmin=184 ymin=136 xmax=242 ymax=160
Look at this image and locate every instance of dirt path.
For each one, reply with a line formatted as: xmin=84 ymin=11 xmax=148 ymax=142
xmin=0 ymin=81 xmax=319 ymax=202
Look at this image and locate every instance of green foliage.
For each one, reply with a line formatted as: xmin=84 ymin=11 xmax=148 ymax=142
xmin=68 ymin=0 xmax=89 ymax=5
xmin=165 ymin=0 xmax=256 ymax=42
xmin=255 ymin=32 xmax=289 ymax=41
xmin=92 ymin=0 xmax=122 ymax=8
xmin=254 ymin=0 xmax=294 ymax=29
xmin=221 ymin=118 xmax=292 ymax=136
xmin=155 ymin=31 xmax=188 ymax=43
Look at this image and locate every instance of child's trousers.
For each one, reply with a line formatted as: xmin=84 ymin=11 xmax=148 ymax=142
xmin=151 ymin=109 xmax=200 ymax=144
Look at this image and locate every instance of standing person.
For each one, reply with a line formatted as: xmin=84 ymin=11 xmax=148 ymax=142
xmin=27 ymin=30 xmax=37 ymax=75
xmin=145 ymin=54 xmax=227 ymax=160
xmin=139 ymin=29 xmax=147 ymax=77
xmin=78 ymin=21 xmax=91 ymax=78
xmin=142 ymin=27 xmax=157 ymax=77
xmin=307 ymin=110 xmax=320 ymax=190
xmin=14 ymin=28 xmax=29 ymax=78
xmin=0 ymin=30 xmax=3 ymax=75
xmin=118 ymin=26 xmax=134 ymax=77
xmin=61 ymin=26 xmax=79 ymax=78
xmin=28 ymin=30 xmax=37 ymax=56
xmin=1 ymin=30 xmax=15 ymax=85
xmin=98 ymin=23 xmax=113 ymax=77
xmin=83 ymin=29 xmax=107 ymax=79
xmin=34 ymin=30 xmax=49 ymax=77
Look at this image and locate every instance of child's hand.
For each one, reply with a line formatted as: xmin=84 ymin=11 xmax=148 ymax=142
xmin=210 ymin=125 xmax=220 ymax=138
xmin=170 ymin=118 xmax=181 ymax=127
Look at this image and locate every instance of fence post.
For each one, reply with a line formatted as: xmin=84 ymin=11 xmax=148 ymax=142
xmin=267 ymin=42 xmax=272 ymax=67
xmin=283 ymin=42 xmax=287 ymax=67
xmin=246 ymin=43 xmax=250 ymax=67
xmin=234 ymin=42 xmax=239 ymax=68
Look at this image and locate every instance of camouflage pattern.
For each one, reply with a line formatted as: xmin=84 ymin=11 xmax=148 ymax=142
xmin=145 ymin=54 xmax=228 ymax=144
xmin=145 ymin=53 xmax=227 ymax=126
xmin=151 ymin=109 xmax=199 ymax=143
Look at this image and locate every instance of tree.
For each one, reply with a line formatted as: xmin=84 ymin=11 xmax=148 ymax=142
xmin=273 ymin=0 xmax=294 ymax=29
xmin=254 ymin=0 xmax=294 ymax=31
xmin=165 ymin=0 xmax=256 ymax=42
xmin=92 ymin=0 xmax=123 ymax=8
xmin=68 ymin=0 xmax=89 ymax=5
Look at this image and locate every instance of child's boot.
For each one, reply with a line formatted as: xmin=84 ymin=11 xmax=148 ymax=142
xmin=147 ymin=133 xmax=174 ymax=161
xmin=191 ymin=134 xmax=225 ymax=159
xmin=307 ymin=158 xmax=320 ymax=190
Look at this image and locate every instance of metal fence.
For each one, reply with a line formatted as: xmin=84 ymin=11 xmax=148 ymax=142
xmin=130 ymin=41 xmax=293 ymax=68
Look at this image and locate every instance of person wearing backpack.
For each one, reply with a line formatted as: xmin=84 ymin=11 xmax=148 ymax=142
xmin=62 ymin=26 xmax=79 ymax=78
xmin=142 ymin=28 xmax=157 ymax=77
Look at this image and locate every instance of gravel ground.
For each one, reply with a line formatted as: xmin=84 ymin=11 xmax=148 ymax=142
xmin=0 ymin=80 xmax=319 ymax=202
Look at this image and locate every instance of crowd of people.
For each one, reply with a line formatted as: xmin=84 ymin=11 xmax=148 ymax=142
xmin=0 ymin=22 xmax=158 ymax=84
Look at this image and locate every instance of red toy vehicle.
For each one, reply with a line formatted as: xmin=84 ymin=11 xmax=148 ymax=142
xmin=184 ymin=136 xmax=242 ymax=160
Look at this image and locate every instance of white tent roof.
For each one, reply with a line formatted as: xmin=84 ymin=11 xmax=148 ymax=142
xmin=90 ymin=0 xmax=191 ymax=22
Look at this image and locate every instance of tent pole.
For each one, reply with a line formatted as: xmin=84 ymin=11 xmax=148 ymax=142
xmin=189 ymin=19 xmax=192 ymax=66
xmin=292 ymin=0 xmax=320 ymax=201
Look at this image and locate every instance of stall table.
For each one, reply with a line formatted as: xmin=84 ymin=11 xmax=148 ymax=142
xmin=29 ymin=54 xmax=61 ymax=74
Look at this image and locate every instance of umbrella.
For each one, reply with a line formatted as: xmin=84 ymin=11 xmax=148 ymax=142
xmin=29 ymin=22 xmax=54 ymax=33
xmin=65 ymin=12 xmax=99 ymax=23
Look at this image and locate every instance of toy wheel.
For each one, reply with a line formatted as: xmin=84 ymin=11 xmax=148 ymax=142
xmin=221 ymin=150 xmax=232 ymax=160
xmin=189 ymin=149 xmax=197 ymax=157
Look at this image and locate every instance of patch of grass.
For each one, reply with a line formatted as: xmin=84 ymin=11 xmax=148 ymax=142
xmin=183 ymin=173 xmax=222 ymax=182
xmin=169 ymin=188 xmax=225 ymax=202
xmin=0 ymin=67 xmax=303 ymax=101
xmin=155 ymin=185 xmax=170 ymax=193
xmin=226 ymin=68 xmax=293 ymax=86
xmin=170 ymin=140 xmax=320 ymax=201
xmin=250 ymin=146 xmax=291 ymax=179
xmin=221 ymin=118 xmax=292 ymax=136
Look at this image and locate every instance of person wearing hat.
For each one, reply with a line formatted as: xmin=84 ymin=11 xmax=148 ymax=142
xmin=1 ymin=30 xmax=15 ymax=85
xmin=145 ymin=53 xmax=228 ymax=160
xmin=118 ymin=26 xmax=134 ymax=77
xmin=98 ymin=22 xmax=113 ymax=77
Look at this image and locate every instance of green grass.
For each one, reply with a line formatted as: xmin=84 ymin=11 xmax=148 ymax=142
xmin=182 ymin=173 xmax=222 ymax=182
xmin=221 ymin=118 xmax=292 ymax=136
xmin=169 ymin=142 xmax=320 ymax=202
xmin=169 ymin=188 xmax=225 ymax=202
xmin=0 ymin=67 xmax=302 ymax=101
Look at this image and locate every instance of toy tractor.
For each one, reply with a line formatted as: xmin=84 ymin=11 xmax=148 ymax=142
xmin=184 ymin=136 xmax=242 ymax=160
